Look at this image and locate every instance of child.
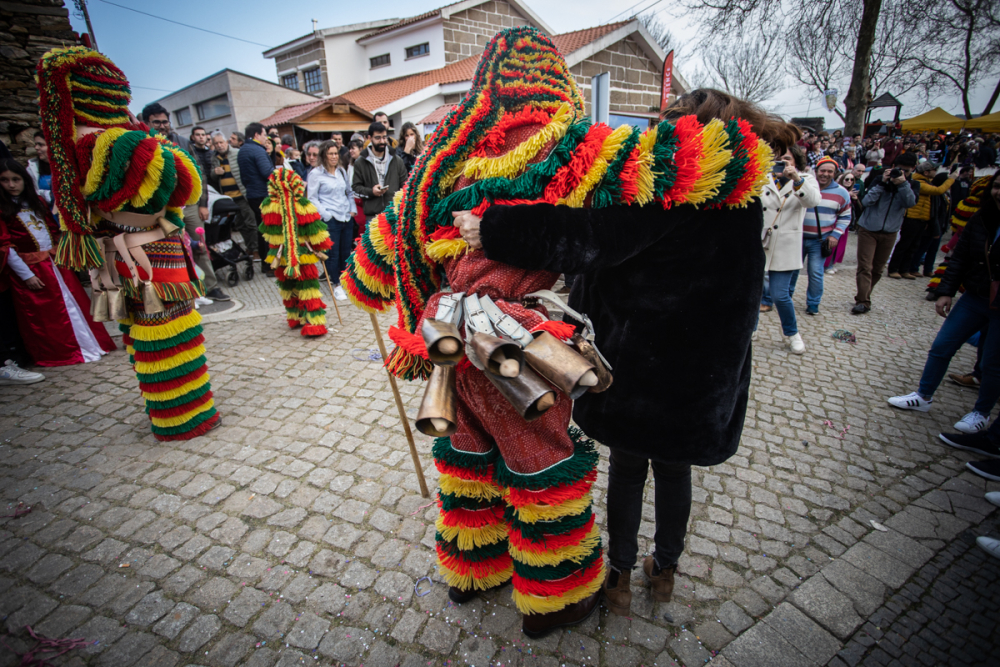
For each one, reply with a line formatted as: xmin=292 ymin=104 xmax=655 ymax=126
xmin=0 ymin=159 xmax=116 ymax=366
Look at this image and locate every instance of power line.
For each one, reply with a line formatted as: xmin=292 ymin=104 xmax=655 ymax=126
xmin=603 ymin=0 xmax=667 ymax=25
xmin=131 ymin=85 xmax=176 ymax=92
xmin=97 ymin=0 xmax=272 ymax=48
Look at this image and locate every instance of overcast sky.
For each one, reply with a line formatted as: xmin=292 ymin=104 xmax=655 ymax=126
xmin=70 ymin=0 xmax=995 ymax=130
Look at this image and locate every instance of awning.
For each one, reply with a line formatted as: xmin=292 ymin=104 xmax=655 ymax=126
xmin=294 ymin=121 xmax=372 ymax=132
xmin=900 ymin=107 xmax=965 ymax=132
xmin=965 ymin=110 xmax=1000 ymax=133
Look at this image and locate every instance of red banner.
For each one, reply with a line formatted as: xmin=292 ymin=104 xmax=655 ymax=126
xmin=660 ymin=50 xmax=674 ymax=111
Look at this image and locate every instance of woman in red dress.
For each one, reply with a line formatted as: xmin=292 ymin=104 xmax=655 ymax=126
xmin=0 ymin=159 xmax=116 ymax=366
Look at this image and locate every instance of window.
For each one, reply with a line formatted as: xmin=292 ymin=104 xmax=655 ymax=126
xmin=303 ymin=68 xmax=323 ymax=93
xmin=370 ymin=53 xmax=390 ymax=69
xmin=281 ymin=73 xmax=299 ymax=90
xmin=608 ymin=113 xmax=651 ymax=130
xmin=405 ymin=43 xmax=430 ymax=59
xmin=195 ymin=95 xmax=230 ymax=121
xmin=174 ymin=107 xmax=192 ymax=126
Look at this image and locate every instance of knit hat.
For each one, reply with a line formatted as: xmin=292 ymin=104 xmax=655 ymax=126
xmin=815 ymin=157 xmax=840 ymax=171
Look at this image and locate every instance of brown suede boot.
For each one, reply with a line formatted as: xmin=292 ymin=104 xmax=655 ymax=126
xmin=602 ymin=567 xmax=632 ymax=616
xmin=643 ymin=555 xmax=676 ymax=602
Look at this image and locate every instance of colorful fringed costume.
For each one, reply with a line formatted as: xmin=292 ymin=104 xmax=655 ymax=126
xmin=341 ymin=27 xmax=770 ymax=618
xmin=927 ymin=176 xmax=993 ymax=293
xmin=259 ymin=168 xmax=333 ymax=336
xmin=37 ymin=46 xmax=219 ymax=440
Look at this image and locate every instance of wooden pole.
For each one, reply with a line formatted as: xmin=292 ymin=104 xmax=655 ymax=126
xmin=321 ymin=267 xmax=343 ymax=325
xmin=368 ymin=312 xmax=429 ymax=498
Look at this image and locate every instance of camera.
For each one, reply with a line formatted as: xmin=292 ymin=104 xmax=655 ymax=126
xmin=889 ymin=168 xmax=902 ymax=179
xmin=772 ymin=160 xmax=786 ymax=175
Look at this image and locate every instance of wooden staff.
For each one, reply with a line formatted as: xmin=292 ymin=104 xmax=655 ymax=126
xmin=368 ymin=312 xmax=430 ymax=498
xmin=320 ymin=265 xmax=343 ymax=325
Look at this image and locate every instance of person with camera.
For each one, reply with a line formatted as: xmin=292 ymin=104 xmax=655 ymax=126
xmin=851 ymin=154 xmax=919 ymax=314
xmin=760 ymin=145 xmax=822 ymax=352
xmin=886 ymin=161 xmax=957 ymax=280
xmin=889 ymin=173 xmax=1000 ymax=434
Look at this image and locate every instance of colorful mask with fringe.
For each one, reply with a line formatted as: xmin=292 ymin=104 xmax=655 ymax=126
xmin=341 ymin=27 xmax=772 ymax=380
xmin=36 ymin=46 xmax=202 ymax=270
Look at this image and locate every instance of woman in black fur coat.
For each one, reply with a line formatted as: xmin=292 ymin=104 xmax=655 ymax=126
xmin=453 ymin=89 xmax=800 ymax=616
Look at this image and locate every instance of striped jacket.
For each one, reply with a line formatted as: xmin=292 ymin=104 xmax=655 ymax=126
xmin=804 ymin=181 xmax=852 ymax=239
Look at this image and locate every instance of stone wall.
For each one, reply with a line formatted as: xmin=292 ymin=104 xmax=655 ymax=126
xmin=569 ymin=37 xmax=662 ymax=118
xmin=274 ymin=41 xmax=327 ymax=95
xmin=442 ymin=1 xmax=530 ymax=63
xmin=0 ymin=0 xmax=79 ymax=162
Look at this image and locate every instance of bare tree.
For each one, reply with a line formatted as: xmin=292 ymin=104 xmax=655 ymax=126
xmin=636 ymin=11 xmax=682 ymax=59
xmin=698 ymin=31 xmax=785 ymax=103
xmin=905 ymin=0 xmax=1000 ymax=116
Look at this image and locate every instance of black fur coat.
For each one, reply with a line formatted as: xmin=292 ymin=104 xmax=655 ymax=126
xmin=480 ymin=200 xmax=764 ymax=466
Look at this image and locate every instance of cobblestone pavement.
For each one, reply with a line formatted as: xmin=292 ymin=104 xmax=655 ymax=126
xmin=1 ymin=236 xmax=998 ymax=667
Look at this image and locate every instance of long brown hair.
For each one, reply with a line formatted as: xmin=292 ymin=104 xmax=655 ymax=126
xmin=663 ymin=88 xmax=801 ymax=156
xmin=0 ymin=158 xmax=48 ymax=220
xmin=399 ymin=122 xmax=423 ymax=154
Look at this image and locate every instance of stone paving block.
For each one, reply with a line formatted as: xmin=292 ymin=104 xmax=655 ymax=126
xmin=57 ymin=525 xmax=104 ymax=552
xmin=96 ymin=631 xmax=157 ymax=666
xmin=763 ymin=602 xmax=842 ymax=665
xmin=139 ymin=554 xmax=180 ymax=580
xmin=864 ymin=528 xmax=936 ymax=569
xmin=252 ymin=602 xmax=296 ymax=640
xmin=108 ymin=580 xmax=155 ymax=616
xmin=420 ymin=617 xmax=461 ymax=654
xmin=140 ymin=644 xmax=180 ymax=667
xmin=339 ymin=559 xmax=376 ymax=589
xmin=152 ymin=602 xmax=198 ymax=639
xmin=281 ymin=573 xmax=317 ymax=603
xmin=227 ymin=554 xmax=268 ymax=581
xmin=628 ymin=617 xmax=668 ymax=652
xmin=224 ymin=587 xmax=270 ymax=627
xmin=267 ymin=508 xmax=306 ymax=528
xmin=722 ymin=620 xmax=810 ymax=667
xmin=177 ymin=613 xmax=220 ymax=652
xmin=391 ymin=608 xmax=427 ymax=644
xmin=821 ymin=559 xmax=887 ymax=616
xmin=285 ymin=611 xmax=329 ymax=649
xmin=33 ymin=604 xmax=91 ymax=639
xmin=669 ymin=628 xmax=713 ymax=666
xmin=204 ymin=632 xmax=255 ymax=667
xmin=717 ymin=600 xmax=754 ymax=635
xmin=789 ymin=575 xmax=864 ymax=640
xmin=124 ymin=590 xmax=174 ymax=626
xmin=75 ymin=615 xmax=128 ymax=655
xmin=197 ymin=546 xmax=235 ymax=571
xmin=373 ymin=570 xmax=414 ymax=605
xmin=0 ymin=542 xmax=45 ymax=572
xmin=161 ymin=565 xmax=205 ymax=596
xmin=242 ymin=646 xmax=277 ymax=667
xmin=317 ymin=625 xmax=375 ymax=662
xmin=841 ymin=542 xmax=915 ymax=588
xmin=190 ymin=577 xmax=238 ymax=612
xmin=366 ymin=640 xmax=400 ymax=667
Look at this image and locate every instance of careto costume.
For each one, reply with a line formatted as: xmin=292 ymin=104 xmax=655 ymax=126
xmin=36 ymin=46 xmax=219 ymax=440
xmin=1 ymin=202 xmax=115 ymax=366
xmin=341 ymin=28 xmax=771 ymax=625
xmin=259 ymin=168 xmax=333 ymax=336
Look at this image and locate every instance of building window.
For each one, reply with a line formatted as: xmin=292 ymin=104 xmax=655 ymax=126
xmin=370 ymin=53 xmax=391 ymax=69
xmin=608 ymin=113 xmax=651 ymax=130
xmin=195 ymin=95 xmax=230 ymax=121
xmin=303 ymin=68 xmax=323 ymax=93
xmin=405 ymin=43 xmax=429 ymax=59
xmin=281 ymin=73 xmax=299 ymax=90
xmin=174 ymin=107 xmax=192 ymax=126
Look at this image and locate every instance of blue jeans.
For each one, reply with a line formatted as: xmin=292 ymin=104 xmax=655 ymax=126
xmin=789 ymin=236 xmax=827 ymax=312
xmin=918 ymin=293 xmax=1000 ymax=415
xmin=324 ymin=217 xmax=353 ymax=285
xmin=766 ymin=270 xmax=798 ymax=336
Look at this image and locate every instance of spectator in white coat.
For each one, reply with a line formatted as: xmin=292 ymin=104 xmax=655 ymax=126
xmin=759 ymin=144 xmax=822 ymax=353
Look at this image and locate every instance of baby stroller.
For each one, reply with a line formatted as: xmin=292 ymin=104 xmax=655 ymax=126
xmin=205 ymin=186 xmax=254 ymax=287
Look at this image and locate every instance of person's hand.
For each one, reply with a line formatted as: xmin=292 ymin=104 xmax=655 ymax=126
xmin=825 ymin=236 xmax=838 ymax=252
xmin=935 ymin=295 xmax=952 ymax=318
xmin=214 ymin=166 xmax=224 ymax=175
xmin=782 ymin=164 xmax=800 ymax=182
xmin=452 ymin=210 xmax=482 ymax=249
xmin=882 ymin=169 xmax=891 ymax=182
xmin=25 ymin=276 xmax=44 ymax=290
xmin=849 ymin=189 xmax=858 ymax=200
xmin=891 ymin=174 xmax=907 ymax=185
xmin=405 ymin=134 xmax=416 ymax=153
xmin=373 ymin=184 xmax=387 ymax=197
xmin=199 ymin=206 xmax=209 ymax=222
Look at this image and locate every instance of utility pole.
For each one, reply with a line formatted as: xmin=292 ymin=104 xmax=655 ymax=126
xmin=75 ymin=0 xmax=99 ymax=51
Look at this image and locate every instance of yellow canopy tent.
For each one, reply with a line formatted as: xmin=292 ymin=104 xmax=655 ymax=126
xmin=900 ymin=107 xmax=965 ymax=132
xmin=965 ymin=110 xmax=1000 ymax=133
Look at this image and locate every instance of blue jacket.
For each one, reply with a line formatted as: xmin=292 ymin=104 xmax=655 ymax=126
xmin=237 ymin=140 xmax=272 ymax=200
xmin=857 ymin=177 xmax=918 ymax=234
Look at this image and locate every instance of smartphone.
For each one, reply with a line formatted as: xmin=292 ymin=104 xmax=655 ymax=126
xmin=772 ymin=160 xmax=786 ymax=175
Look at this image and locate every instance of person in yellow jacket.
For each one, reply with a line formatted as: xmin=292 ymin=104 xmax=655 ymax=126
xmin=887 ymin=161 xmax=960 ymax=279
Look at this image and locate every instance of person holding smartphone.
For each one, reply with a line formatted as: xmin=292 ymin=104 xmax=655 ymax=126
xmin=759 ymin=145 xmax=822 ymax=353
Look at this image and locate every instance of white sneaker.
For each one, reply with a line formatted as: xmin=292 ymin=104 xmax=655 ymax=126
xmin=786 ymin=333 xmax=805 ymax=354
xmin=333 ymin=285 xmax=348 ymax=302
xmin=195 ymin=296 xmax=213 ymax=306
xmin=0 ymin=360 xmax=45 ymax=385
xmin=985 ymin=491 xmax=1000 ymax=508
xmin=825 ymin=268 xmax=837 ymax=275
xmin=977 ymin=536 xmax=1000 ymax=560
xmin=887 ymin=391 xmax=932 ymax=412
xmin=954 ymin=411 xmax=990 ymax=434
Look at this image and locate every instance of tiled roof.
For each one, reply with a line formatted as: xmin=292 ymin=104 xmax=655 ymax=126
xmin=359 ymin=1 xmax=466 ymax=41
xmin=258 ymin=100 xmax=326 ymax=127
xmin=341 ymin=19 xmax=636 ymax=113
xmin=340 ymin=57 xmax=478 ymax=112
xmin=549 ymin=20 xmax=630 ymax=55
xmin=418 ymin=104 xmax=458 ymax=125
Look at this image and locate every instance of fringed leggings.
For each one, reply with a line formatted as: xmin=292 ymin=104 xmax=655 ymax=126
xmin=274 ymin=263 xmax=327 ymax=336
xmin=120 ymin=300 xmax=219 ymax=441
xmin=433 ymin=428 xmax=604 ymax=616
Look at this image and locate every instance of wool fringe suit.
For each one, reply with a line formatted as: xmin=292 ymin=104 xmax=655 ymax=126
xmin=341 ymin=27 xmax=770 ymax=618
